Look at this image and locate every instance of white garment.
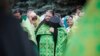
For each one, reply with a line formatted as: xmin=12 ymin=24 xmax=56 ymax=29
xmin=40 ymin=14 xmax=45 ymax=22
xmin=66 ymin=27 xmax=71 ymax=33
xmin=73 ymin=14 xmax=79 ymax=25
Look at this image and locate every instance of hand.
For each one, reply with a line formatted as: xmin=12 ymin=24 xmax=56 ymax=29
xmin=49 ymin=27 xmax=54 ymax=33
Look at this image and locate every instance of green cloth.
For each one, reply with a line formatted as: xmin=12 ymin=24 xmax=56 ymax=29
xmin=65 ymin=0 xmax=100 ymax=56
xmin=21 ymin=16 xmax=37 ymax=44
xmin=22 ymin=15 xmax=27 ymax=21
xmin=36 ymin=24 xmax=67 ymax=56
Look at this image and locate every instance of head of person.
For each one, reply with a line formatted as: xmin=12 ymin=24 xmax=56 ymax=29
xmin=47 ymin=15 xmax=62 ymax=28
xmin=27 ymin=9 xmax=37 ymax=23
xmin=27 ymin=9 xmax=37 ymax=20
xmin=44 ymin=10 xmax=55 ymax=21
xmin=13 ymin=9 xmax=22 ymax=19
xmin=67 ymin=16 xmax=73 ymax=28
xmin=76 ymin=6 xmax=82 ymax=16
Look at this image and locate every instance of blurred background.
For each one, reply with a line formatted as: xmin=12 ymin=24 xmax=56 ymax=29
xmin=10 ymin=0 xmax=86 ymax=17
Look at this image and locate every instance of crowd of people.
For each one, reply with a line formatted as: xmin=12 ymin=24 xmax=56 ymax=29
xmin=1 ymin=0 xmax=100 ymax=56
xmin=13 ymin=7 xmax=84 ymax=33
xmin=12 ymin=6 xmax=84 ymax=56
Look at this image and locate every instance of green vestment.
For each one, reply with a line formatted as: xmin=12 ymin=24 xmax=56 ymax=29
xmin=36 ymin=23 xmax=67 ymax=56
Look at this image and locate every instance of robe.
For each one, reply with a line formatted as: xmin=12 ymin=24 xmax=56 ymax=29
xmin=36 ymin=23 xmax=67 ymax=56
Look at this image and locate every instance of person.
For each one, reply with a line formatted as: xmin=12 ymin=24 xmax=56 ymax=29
xmin=0 ymin=0 xmax=38 ymax=56
xmin=21 ymin=9 xmax=37 ymax=44
xmin=40 ymin=10 xmax=54 ymax=22
xmin=62 ymin=10 xmax=72 ymax=29
xmin=62 ymin=16 xmax=69 ymax=28
xmin=27 ymin=9 xmax=40 ymax=29
xmin=65 ymin=0 xmax=100 ymax=56
xmin=12 ymin=8 xmax=22 ymax=23
xmin=35 ymin=10 xmax=67 ymax=56
xmin=66 ymin=16 xmax=73 ymax=33
xmin=72 ymin=6 xmax=83 ymax=25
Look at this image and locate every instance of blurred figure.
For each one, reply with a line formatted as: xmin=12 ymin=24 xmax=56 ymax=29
xmin=40 ymin=10 xmax=55 ymax=22
xmin=21 ymin=10 xmax=37 ymax=44
xmin=63 ymin=15 xmax=73 ymax=33
xmin=0 ymin=0 xmax=38 ymax=56
xmin=45 ymin=10 xmax=55 ymax=21
xmin=72 ymin=6 xmax=84 ymax=25
xmin=66 ymin=16 xmax=73 ymax=33
xmin=12 ymin=8 xmax=22 ymax=23
xmin=21 ymin=10 xmax=39 ymax=55
xmin=62 ymin=11 xmax=72 ymax=29
xmin=27 ymin=9 xmax=40 ymax=29
xmin=65 ymin=0 xmax=100 ymax=56
xmin=36 ymin=10 xmax=67 ymax=56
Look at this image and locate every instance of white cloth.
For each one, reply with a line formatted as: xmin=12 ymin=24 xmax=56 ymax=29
xmin=40 ymin=14 xmax=45 ymax=22
xmin=66 ymin=27 xmax=71 ymax=33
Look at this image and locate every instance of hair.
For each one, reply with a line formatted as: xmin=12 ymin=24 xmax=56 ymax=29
xmin=75 ymin=5 xmax=82 ymax=14
xmin=69 ymin=15 xmax=73 ymax=19
xmin=27 ymin=9 xmax=34 ymax=17
xmin=66 ymin=16 xmax=73 ymax=22
xmin=76 ymin=5 xmax=82 ymax=10
xmin=12 ymin=8 xmax=22 ymax=15
xmin=27 ymin=9 xmax=33 ymax=13
xmin=27 ymin=9 xmax=36 ymax=14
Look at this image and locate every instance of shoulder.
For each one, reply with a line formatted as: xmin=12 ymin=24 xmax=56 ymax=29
xmin=36 ymin=23 xmax=51 ymax=35
xmin=58 ymin=27 xmax=67 ymax=35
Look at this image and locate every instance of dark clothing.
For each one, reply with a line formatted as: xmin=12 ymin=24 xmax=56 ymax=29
xmin=0 ymin=12 xmax=38 ymax=56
